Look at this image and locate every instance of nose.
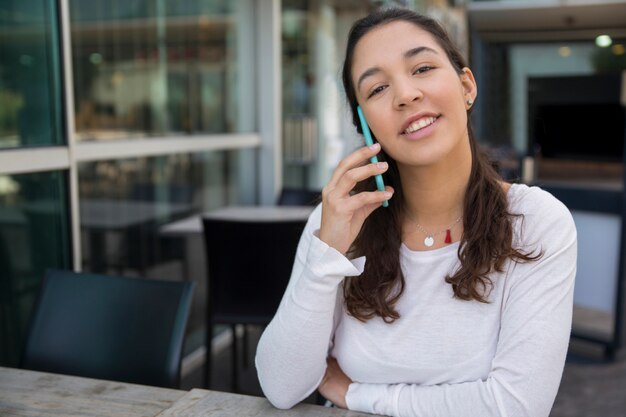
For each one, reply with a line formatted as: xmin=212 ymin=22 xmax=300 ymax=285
xmin=393 ymin=79 xmax=423 ymax=109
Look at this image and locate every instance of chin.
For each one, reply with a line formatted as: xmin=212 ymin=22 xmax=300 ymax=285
xmin=396 ymin=150 xmax=448 ymax=168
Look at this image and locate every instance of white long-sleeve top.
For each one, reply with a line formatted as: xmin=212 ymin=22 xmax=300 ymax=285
xmin=255 ymin=183 xmax=577 ymax=417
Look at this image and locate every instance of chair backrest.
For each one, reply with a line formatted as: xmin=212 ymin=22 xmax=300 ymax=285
xmin=21 ymin=269 xmax=193 ymax=388
xmin=202 ymin=217 xmax=306 ymax=325
xmin=277 ymin=188 xmax=321 ymax=207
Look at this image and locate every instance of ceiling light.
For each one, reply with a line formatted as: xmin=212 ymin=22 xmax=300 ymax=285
xmin=558 ymin=46 xmax=571 ymax=57
xmin=595 ymin=35 xmax=612 ymax=48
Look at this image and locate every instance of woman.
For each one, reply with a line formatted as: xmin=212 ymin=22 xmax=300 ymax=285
xmin=255 ymin=8 xmax=576 ymax=417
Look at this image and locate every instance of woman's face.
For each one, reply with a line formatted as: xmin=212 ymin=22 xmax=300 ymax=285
xmin=351 ymin=20 xmax=476 ymax=169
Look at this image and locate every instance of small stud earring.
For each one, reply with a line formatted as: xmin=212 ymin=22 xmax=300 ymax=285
xmin=467 ymin=98 xmax=474 ymax=106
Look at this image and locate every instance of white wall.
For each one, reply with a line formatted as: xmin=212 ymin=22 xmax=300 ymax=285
xmin=571 ymin=210 xmax=621 ymax=314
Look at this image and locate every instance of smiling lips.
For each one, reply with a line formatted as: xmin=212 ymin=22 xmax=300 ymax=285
xmin=402 ymin=116 xmax=439 ymax=135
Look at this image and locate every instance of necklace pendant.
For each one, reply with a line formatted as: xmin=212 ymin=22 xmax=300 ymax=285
xmin=424 ymin=235 xmax=435 ymax=247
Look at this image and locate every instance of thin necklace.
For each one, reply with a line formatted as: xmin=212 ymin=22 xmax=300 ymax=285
xmin=407 ymin=214 xmax=463 ymax=247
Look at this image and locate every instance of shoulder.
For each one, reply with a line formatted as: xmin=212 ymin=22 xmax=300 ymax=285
xmin=506 ymin=183 xmax=577 ymax=247
xmin=507 ymin=183 xmax=568 ymax=216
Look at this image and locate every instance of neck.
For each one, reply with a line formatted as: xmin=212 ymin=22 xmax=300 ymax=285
xmin=398 ymin=139 xmax=472 ymax=228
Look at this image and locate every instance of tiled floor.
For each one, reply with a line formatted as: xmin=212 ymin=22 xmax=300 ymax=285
xmin=551 ymin=342 xmax=626 ymax=417
xmin=182 ymin=327 xmax=626 ymax=416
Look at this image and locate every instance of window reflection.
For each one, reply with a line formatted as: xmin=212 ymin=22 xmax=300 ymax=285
xmin=0 ymin=171 xmax=71 ymax=366
xmin=282 ymin=1 xmax=318 ymax=189
xmin=479 ymin=40 xmax=626 ymax=185
xmin=78 ymin=152 xmax=238 ymax=275
xmin=70 ymin=0 xmax=250 ymax=140
xmin=0 ymin=0 xmax=63 ymax=149
xmin=78 ymin=151 xmax=239 ymax=354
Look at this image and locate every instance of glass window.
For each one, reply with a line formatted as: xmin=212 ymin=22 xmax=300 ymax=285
xmin=478 ymin=40 xmax=626 ymax=184
xmin=511 ymin=41 xmax=626 ymax=185
xmin=0 ymin=0 xmax=63 ymax=149
xmin=282 ymin=1 xmax=313 ymax=117
xmin=70 ymin=0 xmax=254 ymax=141
xmin=78 ymin=150 xmax=240 ymax=351
xmin=0 ymin=171 xmax=71 ymax=366
xmin=282 ymin=1 xmax=316 ymax=189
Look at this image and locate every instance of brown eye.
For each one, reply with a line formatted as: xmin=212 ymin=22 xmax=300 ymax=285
xmin=413 ymin=66 xmax=434 ymax=75
xmin=368 ymin=85 xmax=387 ymax=98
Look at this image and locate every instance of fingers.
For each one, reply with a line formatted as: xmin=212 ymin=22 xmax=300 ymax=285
xmin=324 ymin=186 xmax=393 ymax=222
xmin=328 ymin=143 xmax=381 ymax=187
xmin=335 ymin=160 xmax=389 ymax=195
xmin=324 ymin=159 xmax=388 ymax=207
xmin=319 ymin=143 xmax=392 ymax=255
xmin=346 ymin=185 xmax=394 ymax=211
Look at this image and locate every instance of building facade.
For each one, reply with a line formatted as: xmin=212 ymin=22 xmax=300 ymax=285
xmin=2 ymin=0 xmax=626 ymax=372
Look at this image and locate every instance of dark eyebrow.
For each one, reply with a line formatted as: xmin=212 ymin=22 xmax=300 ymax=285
xmin=356 ymin=46 xmax=439 ymax=93
xmin=404 ymin=46 xmax=438 ymax=59
xmin=356 ymin=67 xmax=382 ymax=93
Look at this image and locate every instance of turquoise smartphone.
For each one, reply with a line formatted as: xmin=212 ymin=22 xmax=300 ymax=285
xmin=357 ymin=106 xmax=388 ymax=207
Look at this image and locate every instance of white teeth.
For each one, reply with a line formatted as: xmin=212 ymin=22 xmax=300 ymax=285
xmin=404 ymin=116 xmax=437 ymax=134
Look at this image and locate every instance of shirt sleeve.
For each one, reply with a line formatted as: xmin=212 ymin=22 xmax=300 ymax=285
xmin=255 ymin=204 xmax=365 ymax=409
xmin=346 ymin=195 xmax=577 ymax=417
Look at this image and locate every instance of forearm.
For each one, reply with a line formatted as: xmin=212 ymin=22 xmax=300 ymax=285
xmin=255 ymin=232 xmax=364 ymax=409
xmin=347 ymin=370 xmax=556 ymax=417
xmin=256 ymin=298 xmax=335 ymax=409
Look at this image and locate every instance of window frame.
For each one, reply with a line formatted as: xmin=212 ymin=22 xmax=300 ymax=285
xmin=0 ymin=0 xmax=282 ymax=271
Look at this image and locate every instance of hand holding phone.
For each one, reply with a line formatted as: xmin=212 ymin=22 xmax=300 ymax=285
xmin=357 ymin=106 xmax=388 ymax=207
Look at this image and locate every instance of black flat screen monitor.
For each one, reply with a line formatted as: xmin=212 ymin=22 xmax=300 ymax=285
xmin=529 ymin=74 xmax=625 ymax=163
xmin=533 ymin=103 xmax=624 ymax=162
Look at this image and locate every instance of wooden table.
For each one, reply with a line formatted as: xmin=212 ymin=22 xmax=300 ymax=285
xmin=0 ymin=366 xmax=182 ymax=417
xmin=159 ymin=205 xmax=315 ymax=237
xmin=158 ymin=388 xmax=370 ymax=417
xmin=0 ymin=367 xmax=371 ymax=416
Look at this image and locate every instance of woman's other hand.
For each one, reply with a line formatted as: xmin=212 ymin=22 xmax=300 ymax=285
xmin=318 ymin=357 xmax=352 ymax=409
xmin=319 ymin=143 xmax=394 ymax=255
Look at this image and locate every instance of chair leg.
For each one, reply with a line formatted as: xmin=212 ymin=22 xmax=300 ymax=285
xmin=204 ymin=324 xmax=212 ymax=389
xmin=242 ymin=325 xmax=249 ymax=369
xmin=231 ymin=324 xmax=238 ymax=392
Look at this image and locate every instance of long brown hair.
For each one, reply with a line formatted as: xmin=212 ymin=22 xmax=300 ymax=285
xmin=341 ymin=8 xmax=540 ymax=323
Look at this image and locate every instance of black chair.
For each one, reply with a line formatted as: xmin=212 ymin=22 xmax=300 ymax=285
xmin=201 ymin=216 xmax=306 ymax=391
xmin=277 ymin=187 xmax=321 ymax=206
xmin=0 ymin=233 xmax=21 ymax=365
xmin=21 ymin=269 xmax=194 ymax=388
xmin=1 ymin=234 xmax=45 ymax=367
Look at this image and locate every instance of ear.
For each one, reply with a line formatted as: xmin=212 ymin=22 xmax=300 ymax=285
xmin=460 ymin=67 xmax=477 ymax=108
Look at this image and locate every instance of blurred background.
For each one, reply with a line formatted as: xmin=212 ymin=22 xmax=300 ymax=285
xmin=1 ymin=0 xmax=626 ymax=414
